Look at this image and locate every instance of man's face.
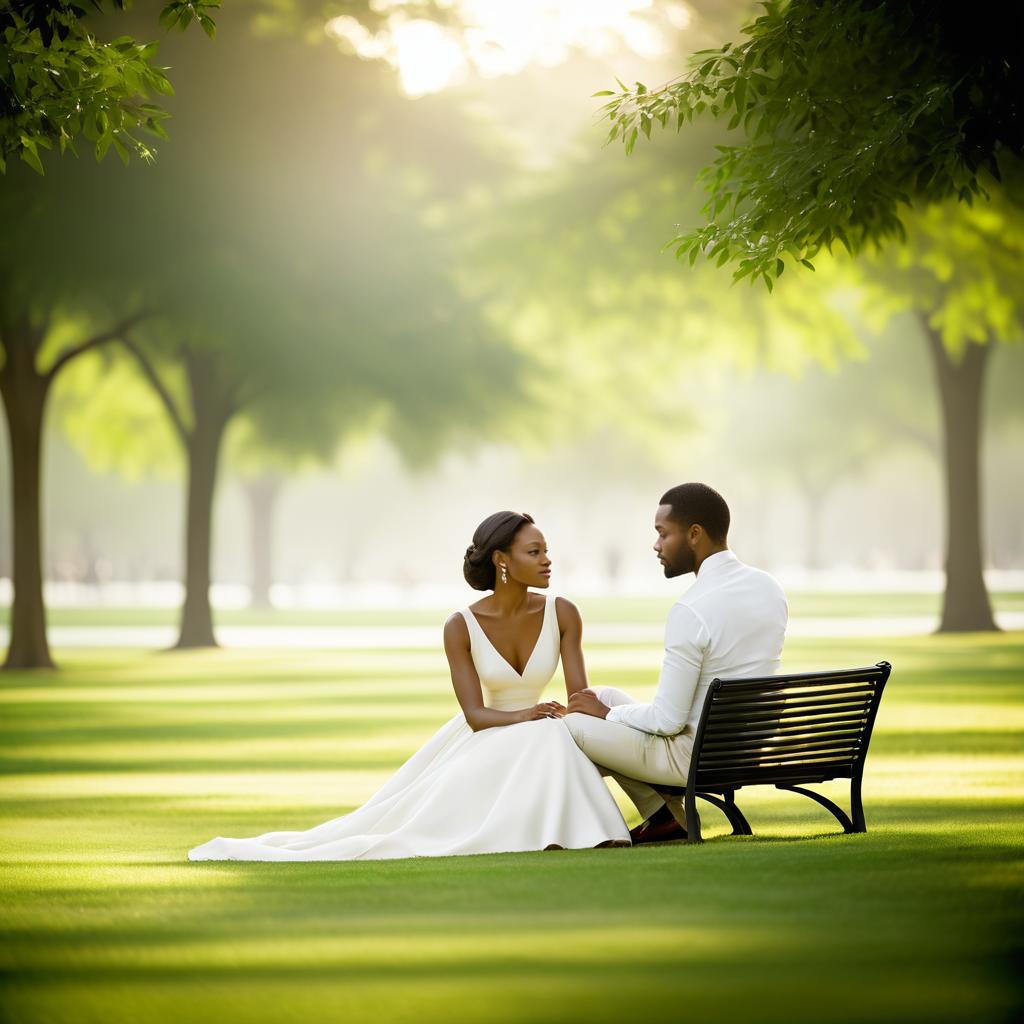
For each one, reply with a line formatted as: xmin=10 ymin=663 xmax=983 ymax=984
xmin=653 ymin=504 xmax=696 ymax=578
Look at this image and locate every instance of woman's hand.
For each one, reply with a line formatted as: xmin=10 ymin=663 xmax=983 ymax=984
xmin=517 ymin=700 xmax=566 ymax=722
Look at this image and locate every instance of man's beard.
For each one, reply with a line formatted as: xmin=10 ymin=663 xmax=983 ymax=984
xmin=662 ymin=553 xmax=694 ymax=578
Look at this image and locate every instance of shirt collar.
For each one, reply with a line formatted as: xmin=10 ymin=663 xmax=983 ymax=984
xmin=694 ymin=549 xmax=738 ymax=579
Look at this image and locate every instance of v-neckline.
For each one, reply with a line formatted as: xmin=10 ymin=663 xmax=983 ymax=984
xmin=466 ymin=595 xmax=549 ymax=678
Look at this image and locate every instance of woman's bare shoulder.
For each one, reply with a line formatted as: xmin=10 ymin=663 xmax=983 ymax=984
xmin=554 ymin=595 xmax=582 ymax=630
xmin=443 ymin=610 xmax=470 ymax=644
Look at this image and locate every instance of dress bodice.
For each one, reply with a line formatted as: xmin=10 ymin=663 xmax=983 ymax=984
xmin=459 ymin=594 xmax=560 ymax=712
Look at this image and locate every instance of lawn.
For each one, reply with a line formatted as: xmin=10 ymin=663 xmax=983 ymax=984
xmin=3 ymin=590 xmax=1024 ymax=628
xmin=1 ymin=628 xmax=1021 ymax=1023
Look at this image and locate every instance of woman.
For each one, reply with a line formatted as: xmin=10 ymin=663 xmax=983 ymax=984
xmin=187 ymin=511 xmax=631 ymax=860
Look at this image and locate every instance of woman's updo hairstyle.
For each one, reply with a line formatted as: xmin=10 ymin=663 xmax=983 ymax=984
xmin=463 ymin=511 xmax=535 ymax=591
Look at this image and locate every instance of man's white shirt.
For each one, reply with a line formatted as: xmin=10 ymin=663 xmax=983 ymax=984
xmin=604 ymin=549 xmax=788 ymax=737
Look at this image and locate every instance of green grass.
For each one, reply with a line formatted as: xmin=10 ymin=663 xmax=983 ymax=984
xmin=1 ymin=632 xmax=1022 ymax=1023
xmin=3 ymin=591 xmax=1023 ymax=628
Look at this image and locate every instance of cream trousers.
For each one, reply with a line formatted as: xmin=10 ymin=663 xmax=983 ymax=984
xmin=564 ymin=686 xmax=693 ymax=823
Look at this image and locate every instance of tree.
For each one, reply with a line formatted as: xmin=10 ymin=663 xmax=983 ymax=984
xmin=40 ymin=4 xmax=531 ymax=649
xmin=0 ymin=267 xmax=151 ymax=668
xmin=0 ymin=0 xmax=222 ymax=669
xmin=1 ymin=0 xmax=537 ymax=665
xmin=590 ymin=0 xmax=1024 ymax=630
xmin=844 ymin=191 xmax=1024 ymax=629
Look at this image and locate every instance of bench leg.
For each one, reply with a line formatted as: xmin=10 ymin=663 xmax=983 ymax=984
xmin=695 ymin=790 xmax=753 ymax=836
xmin=850 ymin=774 xmax=866 ymax=833
xmin=684 ymin=786 xmax=703 ymax=843
xmin=775 ymin=784 xmax=856 ymax=834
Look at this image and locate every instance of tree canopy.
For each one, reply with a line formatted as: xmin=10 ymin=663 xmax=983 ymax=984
xmin=596 ymin=0 xmax=1024 ymax=287
xmin=0 ymin=0 xmax=221 ymax=174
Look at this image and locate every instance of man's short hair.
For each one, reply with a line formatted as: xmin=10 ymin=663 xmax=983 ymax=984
xmin=659 ymin=483 xmax=730 ymax=543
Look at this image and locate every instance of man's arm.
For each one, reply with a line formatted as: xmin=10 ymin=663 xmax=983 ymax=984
xmin=605 ymin=604 xmax=708 ymax=736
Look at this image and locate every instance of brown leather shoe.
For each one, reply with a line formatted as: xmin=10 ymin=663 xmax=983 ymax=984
xmin=629 ymin=815 xmax=688 ymax=845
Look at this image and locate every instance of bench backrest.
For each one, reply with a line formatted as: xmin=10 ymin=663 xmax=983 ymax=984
xmin=690 ymin=662 xmax=891 ymax=792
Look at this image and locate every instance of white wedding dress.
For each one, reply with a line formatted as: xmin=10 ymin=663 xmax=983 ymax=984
xmin=187 ymin=594 xmax=630 ymax=860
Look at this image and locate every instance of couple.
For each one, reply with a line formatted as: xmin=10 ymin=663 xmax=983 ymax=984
xmin=187 ymin=482 xmax=787 ymax=861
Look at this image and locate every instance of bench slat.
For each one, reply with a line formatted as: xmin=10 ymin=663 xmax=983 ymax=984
xmin=695 ymin=763 xmax=856 ymax=786
xmin=710 ymin=684 xmax=878 ymax=705
xmin=708 ymin=708 xmax=868 ymax=733
xmin=703 ymin=708 xmax=872 ymax=732
xmin=706 ymin=671 xmax=884 ymax=691
xmin=704 ymin=712 xmax=872 ymax=737
xmin=702 ymin=728 xmax=866 ymax=753
xmin=704 ymin=696 xmax=875 ymax=722
xmin=700 ymin=741 xmax=860 ymax=765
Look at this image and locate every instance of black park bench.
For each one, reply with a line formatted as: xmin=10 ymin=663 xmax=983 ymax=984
xmin=652 ymin=662 xmax=891 ymax=843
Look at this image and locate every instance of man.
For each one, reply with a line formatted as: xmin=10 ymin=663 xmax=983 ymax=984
xmin=565 ymin=482 xmax=788 ymax=843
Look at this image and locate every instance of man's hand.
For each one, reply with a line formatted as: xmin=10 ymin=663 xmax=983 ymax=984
xmin=566 ymin=688 xmax=610 ymax=719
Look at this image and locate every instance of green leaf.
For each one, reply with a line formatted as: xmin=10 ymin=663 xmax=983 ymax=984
xmin=775 ymin=258 xmax=784 ymax=277
xmin=20 ymin=143 xmax=44 ymax=175
xmin=112 ymin=134 xmax=130 ymax=165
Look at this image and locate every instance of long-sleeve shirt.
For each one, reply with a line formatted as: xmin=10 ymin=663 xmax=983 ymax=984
xmin=605 ymin=549 xmax=788 ymax=737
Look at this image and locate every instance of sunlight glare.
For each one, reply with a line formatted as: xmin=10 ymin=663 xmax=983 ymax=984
xmin=326 ymin=0 xmax=681 ymax=97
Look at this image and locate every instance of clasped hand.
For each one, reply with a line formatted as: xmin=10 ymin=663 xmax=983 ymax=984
xmin=520 ymin=700 xmax=566 ymax=721
xmin=519 ymin=688 xmax=611 ymax=722
xmin=565 ymin=688 xmax=610 ymax=719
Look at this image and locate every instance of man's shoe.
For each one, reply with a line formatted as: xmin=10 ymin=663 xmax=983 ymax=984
xmin=629 ymin=815 xmax=688 ymax=845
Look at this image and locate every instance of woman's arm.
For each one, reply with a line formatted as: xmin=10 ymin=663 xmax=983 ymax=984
xmin=555 ymin=596 xmax=589 ymax=698
xmin=443 ymin=614 xmax=564 ymax=731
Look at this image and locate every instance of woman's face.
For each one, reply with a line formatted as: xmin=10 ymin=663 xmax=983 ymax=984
xmin=497 ymin=524 xmax=552 ymax=589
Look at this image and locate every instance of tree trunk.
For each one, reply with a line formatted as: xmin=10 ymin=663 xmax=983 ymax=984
xmin=922 ymin=322 xmax=998 ymax=632
xmin=174 ymin=357 xmax=233 ymax=649
xmin=243 ymin=474 xmax=282 ymax=610
xmin=1 ymin=299 xmax=149 ymax=669
xmin=0 ymin=365 xmax=54 ymax=669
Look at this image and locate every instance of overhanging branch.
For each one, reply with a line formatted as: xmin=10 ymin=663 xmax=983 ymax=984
xmin=119 ymin=333 xmax=190 ymax=447
xmin=45 ymin=309 xmax=156 ymax=381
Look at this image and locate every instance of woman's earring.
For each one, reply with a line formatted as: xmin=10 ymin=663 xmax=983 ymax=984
xmin=500 ymin=564 xmax=508 ymax=584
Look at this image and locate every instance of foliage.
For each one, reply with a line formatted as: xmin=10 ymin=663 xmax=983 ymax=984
xmin=469 ymin=120 xmax=864 ymax=463
xmin=595 ymin=0 xmax=1024 ymax=288
xmin=850 ymin=172 xmax=1024 ymax=357
xmin=14 ymin=16 xmax=528 ymax=482
xmin=0 ymin=0 xmax=217 ymax=175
